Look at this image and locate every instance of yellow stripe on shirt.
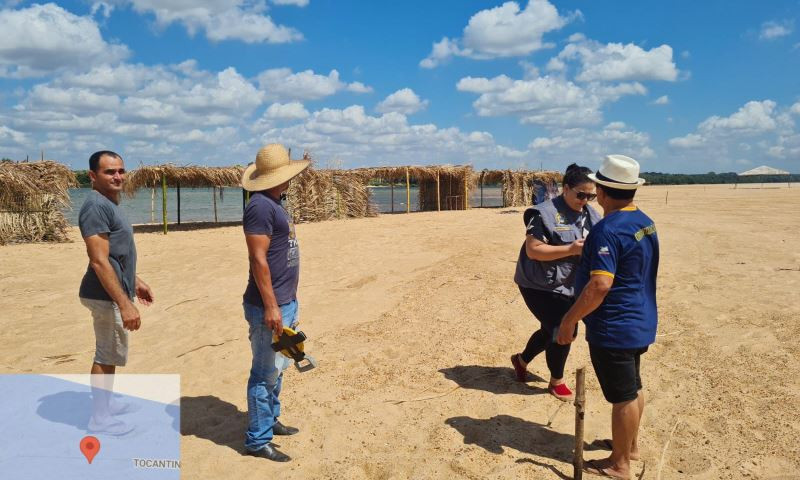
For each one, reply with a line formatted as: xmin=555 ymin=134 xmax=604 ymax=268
xmin=591 ymin=270 xmax=615 ymax=278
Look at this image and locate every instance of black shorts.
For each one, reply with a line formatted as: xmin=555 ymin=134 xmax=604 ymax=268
xmin=589 ymin=345 xmax=648 ymax=404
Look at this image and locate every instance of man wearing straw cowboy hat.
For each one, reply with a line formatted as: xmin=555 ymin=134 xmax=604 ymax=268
xmin=556 ymin=155 xmax=659 ymax=480
xmin=240 ymin=143 xmax=310 ymax=462
xmin=79 ymin=150 xmax=154 ymax=435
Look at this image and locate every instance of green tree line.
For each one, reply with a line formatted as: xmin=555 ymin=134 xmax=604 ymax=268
xmin=641 ymin=171 xmax=799 ymax=185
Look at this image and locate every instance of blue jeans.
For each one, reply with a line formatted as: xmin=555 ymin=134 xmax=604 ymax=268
xmin=243 ymin=300 xmax=298 ymax=451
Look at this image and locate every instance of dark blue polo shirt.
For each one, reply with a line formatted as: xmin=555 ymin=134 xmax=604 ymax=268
xmin=574 ymin=206 xmax=659 ymax=349
xmin=242 ymin=192 xmax=299 ymax=307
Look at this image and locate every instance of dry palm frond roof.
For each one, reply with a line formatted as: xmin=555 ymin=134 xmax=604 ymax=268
xmin=479 ymin=169 xmax=562 ymax=184
xmin=351 ymin=165 xmax=474 ymax=182
xmin=123 ymin=164 xmax=245 ymax=194
xmin=0 ymin=160 xmax=76 ymax=207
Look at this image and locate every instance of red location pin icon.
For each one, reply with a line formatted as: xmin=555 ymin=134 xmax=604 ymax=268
xmin=80 ymin=436 xmax=100 ymax=464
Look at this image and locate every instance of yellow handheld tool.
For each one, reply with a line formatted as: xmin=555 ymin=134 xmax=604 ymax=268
xmin=271 ymin=327 xmax=317 ymax=372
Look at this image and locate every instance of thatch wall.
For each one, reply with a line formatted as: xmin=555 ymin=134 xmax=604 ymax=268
xmin=286 ymin=167 xmax=376 ymax=223
xmin=123 ymin=164 xmax=244 ymax=193
xmin=480 ymin=170 xmax=562 ymax=207
xmin=0 ymin=160 xmax=77 ymax=245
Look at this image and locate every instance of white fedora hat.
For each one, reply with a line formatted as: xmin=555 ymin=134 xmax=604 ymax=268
xmin=241 ymin=144 xmax=310 ymax=192
xmin=588 ymin=154 xmax=646 ymax=190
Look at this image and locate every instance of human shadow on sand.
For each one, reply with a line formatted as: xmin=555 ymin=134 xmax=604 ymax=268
xmin=446 ymin=415 xmax=574 ymax=473
xmin=180 ymin=395 xmax=248 ymax=453
xmin=439 ymin=365 xmax=547 ymax=395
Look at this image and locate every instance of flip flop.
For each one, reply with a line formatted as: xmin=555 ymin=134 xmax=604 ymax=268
xmin=583 ymin=459 xmax=629 ymax=479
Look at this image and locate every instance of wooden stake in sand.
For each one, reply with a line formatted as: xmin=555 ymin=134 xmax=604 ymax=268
xmin=390 ymin=182 xmax=394 ymax=213
xmin=177 ymin=181 xmax=181 ymax=225
xmin=150 ymin=187 xmax=155 ymax=223
xmin=405 ymin=167 xmax=411 ymax=214
xmin=161 ymin=171 xmax=168 ymax=235
xmin=436 ymin=170 xmax=441 ymax=211
xmin=212 ymin=186 xmax=218 ymax=223
xmin=574 ymin=367 xmax=586 ymax=480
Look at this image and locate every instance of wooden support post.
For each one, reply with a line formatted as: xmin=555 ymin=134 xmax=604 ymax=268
xmin=665 ymin=191 xmax=668 ymax=205
xmin=177 ymin=181 xmax=181 ymax=225
xmin=150 ymin=187 xmax=155 ymax=223
xmin=480 ymin=172 xmax=484 ymax=207
xmin=405 ymin=167 xmax=410 ymax=213
xmin=212 ymin=186 xmax=218 ymax=223
xmin=574 ymin=367 xmax=586 ymax=480
xmin=390 ymin=182 xmax=394 ymax=213
xmin=436 ymin=170 xmax=441 ymax=211
xmin=161 ymin=171 xmax=168 ymax=235
xmin=464 ymin=174 xmax=469 ymax=209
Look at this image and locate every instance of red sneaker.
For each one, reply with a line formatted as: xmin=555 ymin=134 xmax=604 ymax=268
xmin=549 ymin=383 xmax=574 ymax=402
xmin=510 ymin=354 xmax=528 ymax=382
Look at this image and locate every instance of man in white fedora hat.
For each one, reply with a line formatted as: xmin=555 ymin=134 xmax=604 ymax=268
xmin=556 ymin=154 xmax=659 ymax=479
xmin=240 ymin=143 xmax=310 ymax=462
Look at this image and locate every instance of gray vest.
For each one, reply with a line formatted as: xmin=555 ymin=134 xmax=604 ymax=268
xmin=514 ymin=196 xmax=600 ymax=297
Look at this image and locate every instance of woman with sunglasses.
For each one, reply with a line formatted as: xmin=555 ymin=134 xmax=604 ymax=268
xmin=510 ymin=163 xmax=601 ymax=401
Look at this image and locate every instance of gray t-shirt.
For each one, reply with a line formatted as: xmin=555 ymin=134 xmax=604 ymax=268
xmin=78 ymin=190 xmax=137 ymax=301
xmin=242 ymin=192 xmax=300 ymax=307
xmin=514 ymin=195 xmax=600 ymax=297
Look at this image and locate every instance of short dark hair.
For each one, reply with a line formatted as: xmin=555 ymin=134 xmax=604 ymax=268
xmin=89 ymin=150 xmax=122 ymax=172
xmin=597 ymin=183 xmax=636 ymax=200
xmin=562 ymin=163 xmax=593 ymax=188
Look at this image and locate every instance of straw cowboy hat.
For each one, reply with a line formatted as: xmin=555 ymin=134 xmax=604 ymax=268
xmin=241 ymin=144 xmax=310 ymax=192
xmin=588 ymin=154 xmax=646 ymax=190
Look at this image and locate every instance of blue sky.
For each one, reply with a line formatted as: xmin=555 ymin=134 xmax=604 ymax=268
xmin=0 ymin=0 xmax=798 ymax=173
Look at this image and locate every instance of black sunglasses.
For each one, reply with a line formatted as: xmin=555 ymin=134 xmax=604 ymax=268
xmin=575 ymin=192 xmax=597 ymax=201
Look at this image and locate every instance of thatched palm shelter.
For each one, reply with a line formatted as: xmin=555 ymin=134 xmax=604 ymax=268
xmin=479 ymin=170 xmax=562 ymax=207
xmin=123 ymin=164 xmax=244 ymax=233
xmin=353 ymin=165 xmax=474 ymax=212
xmin=286 ymin=167 xmax=376 ymax=223
xmin=0 ymin=160 xmax=77 ymax=245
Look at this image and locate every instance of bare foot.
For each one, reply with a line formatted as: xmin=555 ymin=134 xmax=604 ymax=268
xmin=594 ymin=439 xmax=640 ymax=461
xmin=583 ymin=458 xmax=630 ymax=480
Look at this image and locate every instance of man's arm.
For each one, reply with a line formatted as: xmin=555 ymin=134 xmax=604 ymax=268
xmin=525 ymin=235 xmax=585 ymax=261
xmin=556 ymin=273 xmax=613 ymax=345
xmin=245 ymin=234 xmax=282 ymax=333
xmin=84 ymin=234 xmax=140 ymax=331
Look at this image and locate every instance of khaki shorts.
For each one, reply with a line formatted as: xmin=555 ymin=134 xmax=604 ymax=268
xmin=80 ymin=298 xmax=129 ymax=367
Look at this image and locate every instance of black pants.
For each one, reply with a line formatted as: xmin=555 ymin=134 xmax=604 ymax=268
xmin=519 ymin=286 xmax=576 ymax=379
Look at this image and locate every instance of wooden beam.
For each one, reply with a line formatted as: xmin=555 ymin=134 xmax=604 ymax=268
xmin=436 ymin=170 xmax=441 ymax=211
xmin=161 ymin=171 xmax=168 ymax=235
xmin=405 ymin=167 xmax=410 ymax=213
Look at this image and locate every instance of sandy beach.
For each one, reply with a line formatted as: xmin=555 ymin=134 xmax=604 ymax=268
xmin=1 ymin=183 xmax=799 ymax=479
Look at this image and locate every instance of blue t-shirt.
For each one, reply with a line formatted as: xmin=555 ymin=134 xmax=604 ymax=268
xmin=78 ymin=190 xmax=137 ymax=301
xmin=242 ymin=192 xmax=300 ymax=307
xmin=574 ymin=206 xmax=659 ymax=349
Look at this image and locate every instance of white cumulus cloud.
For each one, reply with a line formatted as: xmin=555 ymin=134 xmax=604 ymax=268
xmin=376 ymin=88 xmax=429 ymax=115
xmin=457 ymin=74 xmax=646 ymax=127
xmin=420 ymin=0 xmax=575 ymax=68
xmin=654 ymin=95 xmax=669 ymax=105
xmin=0 ymin=3 xmax=129 ymax=78
xmin=257 ymin=68 xmax=372 ymax=101
xmin=97 ymin=0 xmax=303 ymax=44
xmin=265 ymin=102 xmax=310 ymax=120
xmin=554 ymin=37 xmax=679 ymax=82
xmin=759 ymin=20 xmax=794 ymax=40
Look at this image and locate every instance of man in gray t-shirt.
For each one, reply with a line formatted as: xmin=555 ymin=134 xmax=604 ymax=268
xmin=79 ymin=151 xmax=153 ymax=434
